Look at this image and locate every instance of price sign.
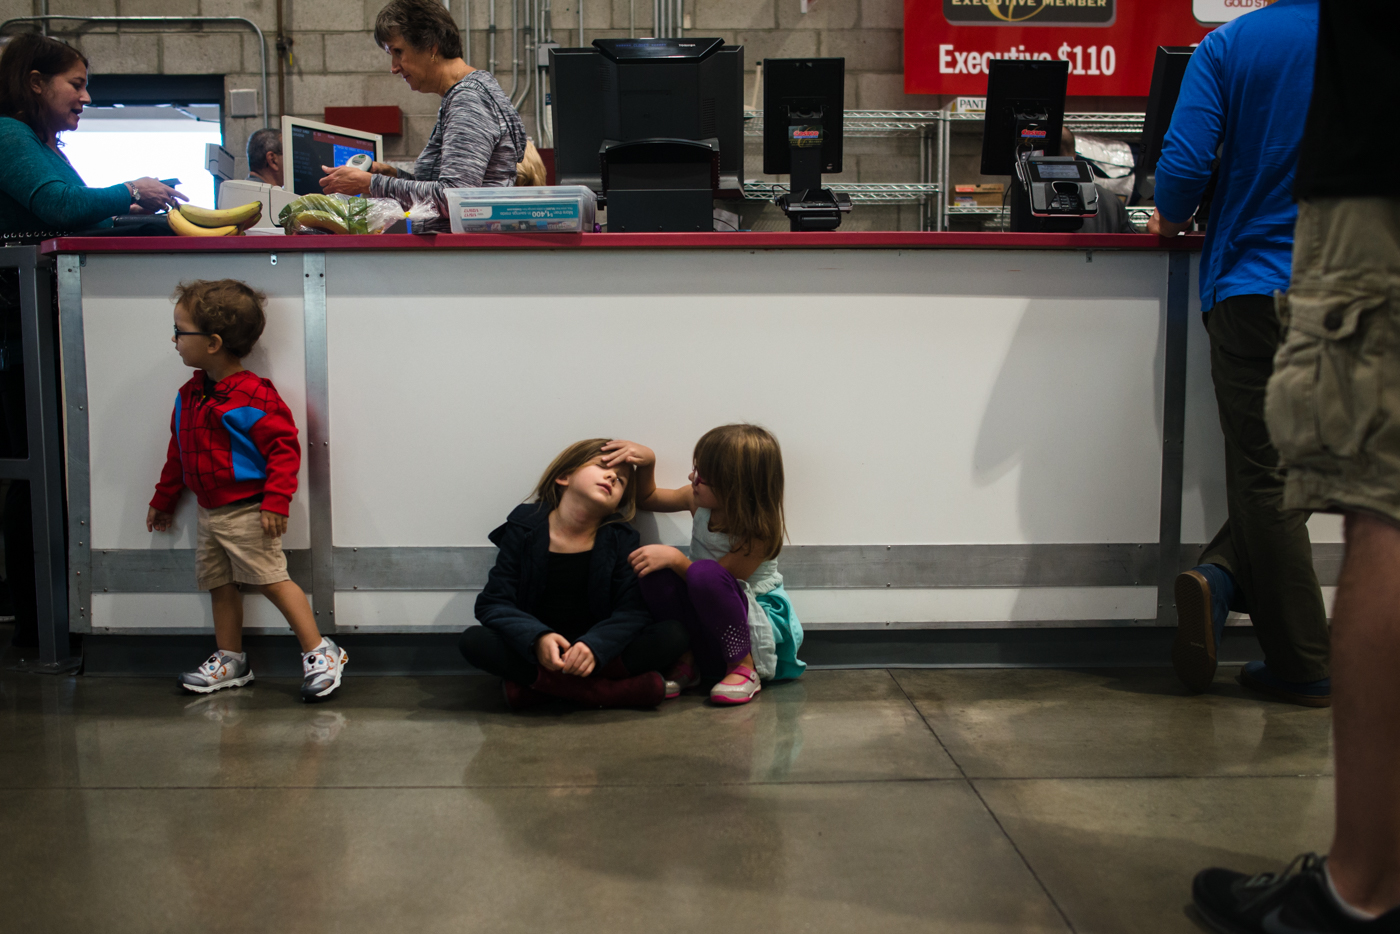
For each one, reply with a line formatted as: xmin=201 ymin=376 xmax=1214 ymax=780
xmin=904 ymin=0 xmax=1215 ymax=96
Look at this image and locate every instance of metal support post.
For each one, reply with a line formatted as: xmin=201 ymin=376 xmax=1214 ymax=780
xmin=1154 ymin=251 xmax=1192 ymax=625
xmin=0 ymin=247 xmax=78 ymax=672
xmin=56 ymin=257 xmax=90 ymax=642
xmin=937 ymin=110 xmax=951 ymax=232
xmin=918 ymin=127 xmax=929 ymax=231
xmin=302 ymin=254 xmax=336 ymax=631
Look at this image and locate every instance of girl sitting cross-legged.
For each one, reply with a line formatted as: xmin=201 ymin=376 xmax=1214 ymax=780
xmin=460 ymin=439 xmax=690 ymax=710
xmin=603 ymin=424 xmax=805 ymax=707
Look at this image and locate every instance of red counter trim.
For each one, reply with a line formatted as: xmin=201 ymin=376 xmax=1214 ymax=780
xmin=41 ymin=230 xmax=1204 ymax=255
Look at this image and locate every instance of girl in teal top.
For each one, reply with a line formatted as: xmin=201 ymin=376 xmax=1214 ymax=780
xmin=0 ymin=34 xmax=183 ymax=235
xmin=605 ymin=425 xmax=805 ymax=706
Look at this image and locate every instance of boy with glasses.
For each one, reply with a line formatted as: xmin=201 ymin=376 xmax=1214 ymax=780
xmin=148 ymin=279 xmax=347 ymax=702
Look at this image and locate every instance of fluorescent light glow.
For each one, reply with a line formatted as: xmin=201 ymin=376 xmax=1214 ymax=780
xmin=62 ymin=116 xmax=223 ymax=209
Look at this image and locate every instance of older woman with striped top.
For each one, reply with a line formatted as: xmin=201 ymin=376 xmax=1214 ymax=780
xmin=319 ymin=0 xmax=526 ymax=232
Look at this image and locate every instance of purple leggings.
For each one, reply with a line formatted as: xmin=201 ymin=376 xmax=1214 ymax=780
xmin=638 ymin=561 xmax=751 ymax=683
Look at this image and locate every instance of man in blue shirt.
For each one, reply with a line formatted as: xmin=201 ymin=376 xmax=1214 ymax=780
xmin=1148 ymin=0 xmax=1331 ymax=706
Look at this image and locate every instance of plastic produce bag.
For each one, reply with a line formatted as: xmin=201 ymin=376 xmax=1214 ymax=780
xmin=1071 ymin=133 xmax=1136 ymax=198
xmin=276 ymin=194 xmax=405 ymax=235
xmin=404 ymin=196 xmax=440 ymax=233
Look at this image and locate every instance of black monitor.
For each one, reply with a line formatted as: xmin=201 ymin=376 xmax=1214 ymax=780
xmin=549 ymin=38 xmax=744 ymax=195
xmin=761 ymin=58 xmax=844 ymax=177
xmin=1134 ymin=46 xmax=1196 ymax=203
xmin=979 ymin=60 xmax=1069 ymax=177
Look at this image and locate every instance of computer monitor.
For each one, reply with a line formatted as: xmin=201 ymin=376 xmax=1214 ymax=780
xmin=761 ymin=58 xmax=845 ymax=178
xmin=1134 ymin=47 xmax=1196 ymax=203
xmin=549 ymin=38 xmax=745 ymax=194
xmin=979 ymin=60 xmax=1069 ymax=177
xmin=281 ymin=115 xmax=383 ymax=197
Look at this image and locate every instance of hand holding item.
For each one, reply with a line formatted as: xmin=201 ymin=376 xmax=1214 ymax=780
xmin=261 ymin=511 xmax=288 ymax=538
xmin=601 ymin=439 xmax=655 ymax=470
xmin=319 ymin=165 xmax=373 ymax=196
xmin=535 ymin=632 xmax=570 ymax=671
xmin=628 ymin=544 xmax=685 ymax=578
xmin=561 ymin=641 xmax=596 ymax=677
xmin=369 ymin=161 xmax=399 ymax=177
xmin=125 ymin=177 xmax=186 ymax=213
xmin=146 ymin=506 xmax=173 ymax=532
xmin=1147 ymin=209 xmax=1190 ymax=238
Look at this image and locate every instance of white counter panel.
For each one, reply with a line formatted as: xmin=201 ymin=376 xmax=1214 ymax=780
xmin=82 ymin=254 xmax=311 ymax=552
xmin=326 ymin=249 xmax=1174 ymax=547
xmin=69 ymin=245 xmax=1238 ymax=635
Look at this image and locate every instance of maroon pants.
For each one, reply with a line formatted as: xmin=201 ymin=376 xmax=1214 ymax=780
xmin=638 ymin=561 xmax=751 ymax=684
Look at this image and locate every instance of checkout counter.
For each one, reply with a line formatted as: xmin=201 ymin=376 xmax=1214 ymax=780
xmin=35 ymin=230 xmax=1344 ymax=670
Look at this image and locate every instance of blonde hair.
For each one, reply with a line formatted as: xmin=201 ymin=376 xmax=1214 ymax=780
xmin=693 ymin=424 xmax=786 ymax=560
xmin=532 ymin=438 xmax=637 ymax=524
xmin=516 ymin=139 xmax=547 ymax=186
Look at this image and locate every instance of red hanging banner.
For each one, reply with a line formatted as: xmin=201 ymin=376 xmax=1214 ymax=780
xmin=903 ymin=0 xmax=1220 ymax=97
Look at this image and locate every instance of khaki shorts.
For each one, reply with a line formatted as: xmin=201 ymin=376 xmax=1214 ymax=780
xmin=1265 ymin=197 xmax=1400 ymax=523
xmin=196 ymin=500 xmax=290 ymax=590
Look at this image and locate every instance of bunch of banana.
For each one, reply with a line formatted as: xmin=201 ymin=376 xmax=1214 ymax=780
xmin=167 ymin=202 xmax=263 ymax=237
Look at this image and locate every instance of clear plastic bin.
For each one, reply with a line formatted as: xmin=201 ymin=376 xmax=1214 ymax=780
xmin=444 ymin=185 xmax=597 ymax=233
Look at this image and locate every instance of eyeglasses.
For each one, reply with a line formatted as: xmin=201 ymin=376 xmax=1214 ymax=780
xmin=174 ymin=326 xmax=209 ymax=338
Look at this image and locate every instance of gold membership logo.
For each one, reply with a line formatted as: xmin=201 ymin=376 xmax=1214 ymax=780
xmin=943 ymin=0 xmax=1115 ymax=26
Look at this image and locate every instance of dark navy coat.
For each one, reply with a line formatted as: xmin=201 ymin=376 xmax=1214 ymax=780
xmin=473 ymin=501 xmax=651 ymax=666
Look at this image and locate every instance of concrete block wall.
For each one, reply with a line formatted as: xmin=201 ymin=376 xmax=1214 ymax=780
xmin=7 ymin=0 xmax=1012 ymax=230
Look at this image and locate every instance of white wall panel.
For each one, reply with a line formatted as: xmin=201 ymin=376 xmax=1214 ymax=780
xmin=326 ymin=249 xmax=1175 ymax=548
xmin=77 ymin=247 xmax=1239 ymax=633
xmin=83 ymin=254 xmax=310 ymax=551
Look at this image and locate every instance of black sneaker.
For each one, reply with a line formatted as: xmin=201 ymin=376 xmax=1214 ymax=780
xmin=1193 ymin=853 xmax=1400 ymax=933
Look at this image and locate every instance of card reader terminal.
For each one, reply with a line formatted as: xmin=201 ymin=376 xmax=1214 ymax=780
xmin=1014 ymin=156 xmax=1099 ymax=217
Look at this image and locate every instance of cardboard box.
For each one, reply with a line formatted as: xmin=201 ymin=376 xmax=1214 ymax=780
xmin=951 ymin=183 xmax=1005 ymax=207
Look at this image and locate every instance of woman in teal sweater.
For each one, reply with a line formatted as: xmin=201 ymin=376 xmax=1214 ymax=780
xmin=0 ymin=33 xmax=183 ymax=237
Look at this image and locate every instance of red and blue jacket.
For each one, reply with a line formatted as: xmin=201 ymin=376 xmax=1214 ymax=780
xmin=150 ymin=369 xmax=301 ymax=517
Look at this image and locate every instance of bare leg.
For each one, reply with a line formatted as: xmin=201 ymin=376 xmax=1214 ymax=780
xmin=259 ymin=579 xmax=322 ymax=653
xmin=719 ymin=653 xmax=755 ymax=686
xmin=210 ymin=583 xmax=244 ymax=653
xmin=1328 ymin=512 xmax=1400 ymax=915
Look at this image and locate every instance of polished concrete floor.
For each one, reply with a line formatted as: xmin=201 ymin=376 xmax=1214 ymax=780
xmin=0 ymin=642 xmax=1334 ymax=934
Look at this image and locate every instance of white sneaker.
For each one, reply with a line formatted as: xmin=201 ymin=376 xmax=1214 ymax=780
xmin=306 ymin=710 xmax=347 ymax=744
xmin=709 ymin=664 xmax=761 ymax=706
xmin=300 ymin=638 xmax=348 ymax=702
xmin=178 ymin=650 xmax=253 ymax=694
